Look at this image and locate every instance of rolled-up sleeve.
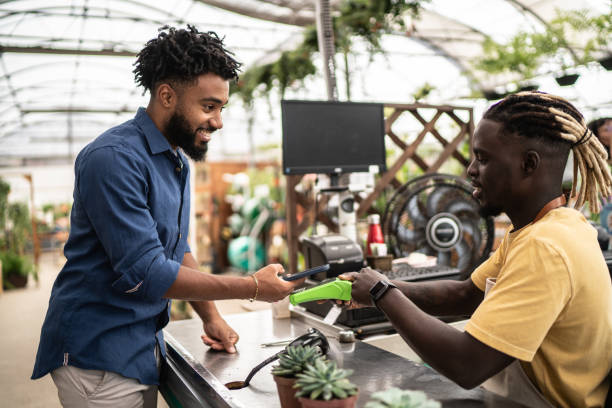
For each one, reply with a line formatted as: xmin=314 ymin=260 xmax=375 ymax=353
xmin=76 ymin=146 xmax=179 ymax=301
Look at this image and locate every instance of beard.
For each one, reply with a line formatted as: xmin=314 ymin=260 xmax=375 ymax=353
xmin=478 ymin=202 xmax=503 ymax=218
xmin=165 ymin=110 xmax=211 ymax=161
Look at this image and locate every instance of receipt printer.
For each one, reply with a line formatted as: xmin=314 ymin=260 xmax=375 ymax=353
xmin=300 ymin=234 xmax=364 ymax=281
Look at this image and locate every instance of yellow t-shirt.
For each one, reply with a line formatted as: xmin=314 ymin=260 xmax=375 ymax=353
xmin=465 ymin=207 xmax=612 ymax=408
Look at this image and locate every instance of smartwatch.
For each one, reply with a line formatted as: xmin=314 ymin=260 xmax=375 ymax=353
xmin=369 ymin=280 xmax=398 ymax=304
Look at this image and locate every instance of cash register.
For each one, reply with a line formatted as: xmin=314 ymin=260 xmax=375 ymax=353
xmin=298 ymin=234 xmax=462 ymax=330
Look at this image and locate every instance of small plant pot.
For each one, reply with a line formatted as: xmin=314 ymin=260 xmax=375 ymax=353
xmin=555 ymin=73 xmax=579 ymax=86
xmin=598 ymin=56 xmax=612 ymax=70
xmin=298 ymin=394 xmax=358 ymax=408
xmin=273 ymin=375 xmax=300 ymax=408
xmin=5 ymin=274 xmax=27 ymax=289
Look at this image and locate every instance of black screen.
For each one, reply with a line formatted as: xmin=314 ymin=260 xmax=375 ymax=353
xmin=281 ymin=100 xmax=386 ymax=175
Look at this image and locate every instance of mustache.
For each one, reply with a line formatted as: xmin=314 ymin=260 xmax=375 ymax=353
xmin=197 ymin=127 xmax=217 ymax=134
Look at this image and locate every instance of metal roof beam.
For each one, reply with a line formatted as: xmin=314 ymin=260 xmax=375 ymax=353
xmin=0 ymin=45 xmax=136 ymax=56
xmin=21 ymin=107 xmax=134 ymax=114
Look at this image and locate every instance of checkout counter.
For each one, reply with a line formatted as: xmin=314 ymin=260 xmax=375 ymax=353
xmin=160 ymin=308 xmax=525 ymax=408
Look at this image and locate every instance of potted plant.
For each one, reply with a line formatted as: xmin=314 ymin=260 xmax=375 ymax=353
xmin=294 ymin=358 xmax=358 ymax=408
xmin=0 ymin=251 xmax=36 ymax=289
xmin=271 ymin=345 xmax=324 ymax=408
xmin=364 ymin=388 xmax=440 ymax=408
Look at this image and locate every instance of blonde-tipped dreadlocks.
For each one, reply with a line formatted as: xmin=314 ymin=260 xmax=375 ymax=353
xmin=484 ymin=91 xmax=612 ymax=214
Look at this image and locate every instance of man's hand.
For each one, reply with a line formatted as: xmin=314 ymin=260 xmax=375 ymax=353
xmin=201 ymin=317 xmax=239 ymax=353
xmin=253 ymin=263 xmax=303 ymax=302
xmin=339 ymin=267 xmax=388 ymax=308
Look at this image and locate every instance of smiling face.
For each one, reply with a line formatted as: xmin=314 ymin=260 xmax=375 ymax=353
xmin=165 ymin=72 xmax=229 ymax=161
xmin=467 ymin=119 xmax=525 ymax=218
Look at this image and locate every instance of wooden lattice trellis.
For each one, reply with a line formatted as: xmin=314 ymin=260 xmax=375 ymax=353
xmin=285 ymin=102 xmax=475 ymax=274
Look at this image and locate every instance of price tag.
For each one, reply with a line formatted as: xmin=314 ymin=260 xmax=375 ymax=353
xmin=323 ymin=304 xmax=343 ymax=325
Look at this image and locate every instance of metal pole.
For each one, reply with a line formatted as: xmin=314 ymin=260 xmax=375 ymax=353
xmin=315 ymin=0 xmax=338 ymax=101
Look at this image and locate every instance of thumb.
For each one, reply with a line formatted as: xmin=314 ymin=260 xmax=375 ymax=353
xmin=223 ymin=342 xmax=236 ymax=354
xmin=223 ymin=335 xmax=238 ymax=353
xmin=338 ymin=273 xmax=356 ymax=281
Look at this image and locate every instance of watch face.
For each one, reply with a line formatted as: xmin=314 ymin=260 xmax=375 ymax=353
xmin=370 ymin=280 xmax=397 ymax=303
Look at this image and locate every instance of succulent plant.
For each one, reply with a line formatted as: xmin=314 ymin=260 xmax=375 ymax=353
xmin=294 ymin=358 xmax=358 ymax=401
xmin=271 ymin=345 xmax=324 ymax=378
xmin=364 ymin=388 xmax=440 ymax=408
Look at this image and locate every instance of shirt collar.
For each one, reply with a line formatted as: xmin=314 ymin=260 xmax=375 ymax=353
xmin=135 ymin=107 xmax=174 ymax=155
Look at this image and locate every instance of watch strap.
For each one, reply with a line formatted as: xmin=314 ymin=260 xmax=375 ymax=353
xmin=369 ymin=280 xmax=397 ymax=304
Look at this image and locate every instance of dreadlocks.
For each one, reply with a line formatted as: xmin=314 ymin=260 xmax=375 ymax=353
xmin=133 ymin=25 xmax=241 ymax=93
xmin=484 ymin=91 xmax=612 ymax=214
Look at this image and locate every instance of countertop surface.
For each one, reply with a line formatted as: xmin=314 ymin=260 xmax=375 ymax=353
xmin=163 ymin=310 xmax=525 ymax=408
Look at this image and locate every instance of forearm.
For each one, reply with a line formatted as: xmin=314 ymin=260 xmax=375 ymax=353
xmin=164 ymin=265 xmax=255 ymax=301
xmin=190 ymin=299 xmax=222 ymax=321
xmin=180 ymin=252 xmax=224 ymax=321
xmin=377 ymin=289 xmax=510 ymax=388
xmin=393 ymin=278 xmax=483 ymax=317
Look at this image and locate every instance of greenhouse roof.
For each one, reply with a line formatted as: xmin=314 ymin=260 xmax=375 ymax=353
xmin=0 ymin=0 xmax=610 ymax=166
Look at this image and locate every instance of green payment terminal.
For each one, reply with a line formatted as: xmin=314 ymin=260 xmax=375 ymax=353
xmin=289 ymin=278 xmax=352 ymax=306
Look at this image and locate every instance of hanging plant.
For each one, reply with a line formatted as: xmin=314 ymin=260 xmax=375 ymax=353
xmin=475 ymin=9 xmax=612 ymax=80
xmin=231 ymin=0 xmax=429 ymax=104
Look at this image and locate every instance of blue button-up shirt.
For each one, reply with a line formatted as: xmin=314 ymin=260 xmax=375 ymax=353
xmin=32 ymin=108 xmax=190 ymax=385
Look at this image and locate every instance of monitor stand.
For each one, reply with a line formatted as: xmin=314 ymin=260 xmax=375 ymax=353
xmin=318 ymin=173 xmax=357 ymax=243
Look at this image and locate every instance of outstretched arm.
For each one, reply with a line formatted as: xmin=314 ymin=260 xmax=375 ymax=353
xmin=164 ymin=261 xmax=300 ymax=302
xmin=343 ymin=268 xmax=513 ymax=388
xmin=393 ymin=275 xmax=484 ymax=317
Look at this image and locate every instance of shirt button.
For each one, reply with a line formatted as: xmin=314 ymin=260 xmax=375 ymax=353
xmin=179 ymin=233 xmax=182 ymax=238
xmin=175 ymin=166 xmax=181 ymax=173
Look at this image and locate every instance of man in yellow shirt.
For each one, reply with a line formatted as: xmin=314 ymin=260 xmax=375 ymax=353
xmin=342 ymin=91 xmax=612 ymax=407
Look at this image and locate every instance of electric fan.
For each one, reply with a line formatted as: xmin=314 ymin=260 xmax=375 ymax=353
xmin=382 ymin=173 xmax=494 ymax=279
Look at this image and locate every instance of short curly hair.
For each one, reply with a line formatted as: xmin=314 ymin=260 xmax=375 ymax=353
xmin=133 ymin=25 xmax=241 ymax=93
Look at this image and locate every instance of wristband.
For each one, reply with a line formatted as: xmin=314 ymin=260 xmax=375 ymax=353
xmin=249 ymin=274 xmax=259 ymax=302
xmin=369 ymin=280 xmax=397 ymax=304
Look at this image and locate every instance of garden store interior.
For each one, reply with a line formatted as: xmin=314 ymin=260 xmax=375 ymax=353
xmin=1 ymin=1 xmax=611 ymax=407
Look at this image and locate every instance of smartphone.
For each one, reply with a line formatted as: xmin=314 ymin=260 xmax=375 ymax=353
xmin=282 ymin=264 xmax=330 ymax=281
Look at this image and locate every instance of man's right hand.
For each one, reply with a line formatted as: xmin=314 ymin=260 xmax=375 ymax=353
xmin=252 ymin=264 xmax=303 ymax=302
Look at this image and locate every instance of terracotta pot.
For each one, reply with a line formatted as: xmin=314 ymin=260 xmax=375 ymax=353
xmin=298 ymin=393 xmax=358 ymax=408
xmin=273 ymin=375 xmax=300 ymax=408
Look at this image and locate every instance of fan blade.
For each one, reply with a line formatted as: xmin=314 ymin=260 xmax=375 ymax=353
xmin=455 ymin=239 xmax=473 ymax=272
xmin=405 ymin=195 xmax=428 ymax=228
xmin=426 ymin=186 xmax=455 ymax=218
xmin=396 ymin=225 xmax=426 ymax=245
xmin=460 ymin=217 xmax=482 ymax=253
xmin=445 ymin=199 xmax=478 ymax=216
xmin=437 ymin=250 xmax=451 ymax=266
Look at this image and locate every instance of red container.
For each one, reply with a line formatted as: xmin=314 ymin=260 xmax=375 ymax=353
xmin=366 ymin=214 xmax=384 ymax=256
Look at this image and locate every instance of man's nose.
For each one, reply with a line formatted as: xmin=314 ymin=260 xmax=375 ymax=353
xmin=211 ymin=111 xmax=223 ymax=130
xmin=467 ymin=159 xmax=477 ymax=177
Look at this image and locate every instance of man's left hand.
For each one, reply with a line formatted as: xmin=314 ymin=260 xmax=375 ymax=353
xmin=201 ymin=317 xmax=239 ymax=353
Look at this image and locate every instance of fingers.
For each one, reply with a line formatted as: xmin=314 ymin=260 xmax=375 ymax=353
xmin=201 ymin=334 xmax=238 ymax=353
xmin=270 ymin=263 xmax=285 ymax=276
xmin=201 ymin=334 xmax=223 ymax=350
xmin=222 ymin=338 xmax=237 ymax=354
xmin=338 ymin=272 xmax=358 ymax=281
xmin=287 ymin=277 xmax=305 ymax=288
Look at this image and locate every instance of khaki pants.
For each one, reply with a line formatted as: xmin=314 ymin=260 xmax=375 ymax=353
xmin=50 ymin=345 xmax=161 ymax=408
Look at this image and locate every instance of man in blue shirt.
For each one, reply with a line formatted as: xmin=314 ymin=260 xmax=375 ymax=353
xmin=32 ymin=25 xmax=301 ymax=407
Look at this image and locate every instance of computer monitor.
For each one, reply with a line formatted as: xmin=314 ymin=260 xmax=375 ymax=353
xmin=281 ymin=100 xmax=386 ymax=176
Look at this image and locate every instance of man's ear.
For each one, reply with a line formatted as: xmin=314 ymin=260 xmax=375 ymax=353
xmin=155 ymin=83 xmax=176 ymax=109
xmin=522 ymin=150 xmax=540 ymax=175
